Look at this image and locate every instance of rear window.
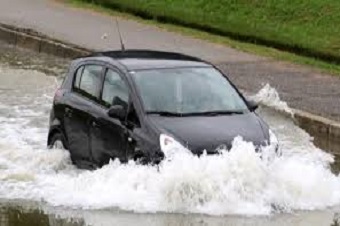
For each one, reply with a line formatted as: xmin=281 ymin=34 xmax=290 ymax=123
xmin=73 ymin=65 xmax=103 ymax=98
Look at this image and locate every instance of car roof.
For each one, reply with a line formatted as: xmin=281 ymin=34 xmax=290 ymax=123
xmin=86 ymin=50 xmax=211 ymax=71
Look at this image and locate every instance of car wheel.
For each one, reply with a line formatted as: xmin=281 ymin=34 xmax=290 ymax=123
xmin=49 ymin=133 xmax=67 ymax=150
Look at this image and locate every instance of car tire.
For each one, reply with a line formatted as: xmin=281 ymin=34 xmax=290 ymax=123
xmin=49 ymin=133 xmax=68 ymax=150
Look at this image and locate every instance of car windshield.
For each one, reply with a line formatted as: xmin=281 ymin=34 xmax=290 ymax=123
xmin=132 ymin=67 xmax=249 ymax=115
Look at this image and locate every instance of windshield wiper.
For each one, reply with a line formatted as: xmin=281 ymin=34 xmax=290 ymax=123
xmin=146 ymin=111 xmax=184 ymax=117
xmin=146 ymin=110 xmax=245 ymax=117
xmin=185 ymin=110 xmax=245 ymax=116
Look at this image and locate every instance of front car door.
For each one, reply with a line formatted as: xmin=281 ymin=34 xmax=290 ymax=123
xmin=89 ymin=68 xmax=130 ymax=166
xmin=63 ymin=63 xmax=104 ymax=167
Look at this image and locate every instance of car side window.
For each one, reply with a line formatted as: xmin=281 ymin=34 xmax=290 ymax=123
xmin=74 ymin=66 xmax=84 ymax=89
xmin=74 ymin=65 xmax=103 ymax=98
xmin=101 ymin=69 xmax=129 ymax=108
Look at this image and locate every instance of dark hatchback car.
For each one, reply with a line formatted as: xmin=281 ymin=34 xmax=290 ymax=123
xmin=48 ymin=50 xmax=278 ymax=168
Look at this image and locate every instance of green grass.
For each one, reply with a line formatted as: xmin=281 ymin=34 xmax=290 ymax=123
xmin=73 ymin=0 xmax=340 ymax=64
xmin=62 ymin=0 xmax=340 ymax=75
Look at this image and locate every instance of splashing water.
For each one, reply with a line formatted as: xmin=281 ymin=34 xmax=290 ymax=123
xmin=0 ymin=67 xmax=339 ymax=216
xmin=252 ymin=84 xmax=293 ymax=116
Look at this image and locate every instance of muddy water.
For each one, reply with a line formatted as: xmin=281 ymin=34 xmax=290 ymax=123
xmin=0 ymin=203 xmax=339 ymax=226
xmin=0 ymin=41 xmax=68 ymax=76
xmin=0 ymin=42 xmax=340 ymax=226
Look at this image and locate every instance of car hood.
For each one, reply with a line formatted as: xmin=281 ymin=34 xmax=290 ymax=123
xmin=148 ymin=112 xmax=268 ymax=155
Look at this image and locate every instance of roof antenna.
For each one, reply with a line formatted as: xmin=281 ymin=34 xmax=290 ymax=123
xmin=115 ymin=18 xmax=125 ymax=51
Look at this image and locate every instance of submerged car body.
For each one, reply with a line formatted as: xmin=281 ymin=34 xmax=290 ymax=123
xmin=48 ymin=50 xmax=277 ymax=169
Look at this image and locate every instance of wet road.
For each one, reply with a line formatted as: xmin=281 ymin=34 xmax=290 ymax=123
xmin=0 ymin=42 xmax=340 ymax=226
xmin=2 ymin=0 xmax=340 ymax=121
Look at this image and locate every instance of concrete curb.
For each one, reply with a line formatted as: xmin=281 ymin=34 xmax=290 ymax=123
xmin=293 ymin=109 xmax=340 ymax=140
xmin=0 ymin=23 xmax=339 ymax=141
xmin=0 ymin=23 xmax=90 ymax=58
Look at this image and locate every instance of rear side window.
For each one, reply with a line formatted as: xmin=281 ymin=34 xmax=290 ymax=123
xmin=74 ymin=65 xmax=103 ymax=98
xmin=74 ymin=66 xmax=84 ymax=89
xmin=101 ymin=69 xmax=129 ymax=108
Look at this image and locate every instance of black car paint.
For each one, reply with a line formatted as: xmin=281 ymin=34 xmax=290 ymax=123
xmin=147 ymin=113 xmax=269 ymax=155
xmin=48 ymin=50 xmax=270 ymax=168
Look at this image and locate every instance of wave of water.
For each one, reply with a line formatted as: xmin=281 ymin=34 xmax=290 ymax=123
xmin=252 ymin=84 xmax=293 ymax=115
xmin=0 ymin=66 xmax=339 ymax=216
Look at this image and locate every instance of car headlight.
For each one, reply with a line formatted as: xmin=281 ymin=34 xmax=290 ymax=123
xmin=160 ymin=134 xmax=189 ymax=157
xmin=269 ymin=129 xmax=281 ymax=155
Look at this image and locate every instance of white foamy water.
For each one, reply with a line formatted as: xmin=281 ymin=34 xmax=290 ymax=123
xmin=0 ymin=67 xmax=339 ymax=216
xmin=252 ymin=84 xmax=293 ymax=115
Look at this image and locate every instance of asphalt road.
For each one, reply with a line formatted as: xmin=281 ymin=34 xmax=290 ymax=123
xmin=0 ymin=0 xmax=340 ymax=121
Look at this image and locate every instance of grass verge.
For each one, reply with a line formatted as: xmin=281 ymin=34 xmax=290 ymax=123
xmin=62 ymin=0 xmax=340 ymax=75
xmin=70 ymin=0 xmax=340 ymax=65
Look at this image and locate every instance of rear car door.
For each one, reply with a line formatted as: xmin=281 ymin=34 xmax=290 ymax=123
xmin=89 ymin=68 xmax=130 ymax=166
xmin=63 ymin=64 xmax=104 ymax=166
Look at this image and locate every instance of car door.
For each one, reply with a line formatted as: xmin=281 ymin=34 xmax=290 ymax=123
xmin=89 ymin=68 xmax=130 ymax=166
xmin=63 ymin=64 xmax=104 ymax=166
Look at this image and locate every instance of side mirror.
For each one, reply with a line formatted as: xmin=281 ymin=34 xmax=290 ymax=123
xmin=247 ymin=99 xmax=258 ymax=112
xmin=108 ymin=105 xmax=126 ymax=121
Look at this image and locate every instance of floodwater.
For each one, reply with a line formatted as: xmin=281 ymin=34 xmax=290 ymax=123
xmin=0 ymin=42 xmax=340 ymax=226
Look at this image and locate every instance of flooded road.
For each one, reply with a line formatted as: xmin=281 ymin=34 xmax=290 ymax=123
xmin=0 ymin=42 xmax=340 ymax=226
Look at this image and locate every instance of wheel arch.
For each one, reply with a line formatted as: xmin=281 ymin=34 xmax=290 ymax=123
xmin=47 ymin=127 xmax=67 ymax=147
